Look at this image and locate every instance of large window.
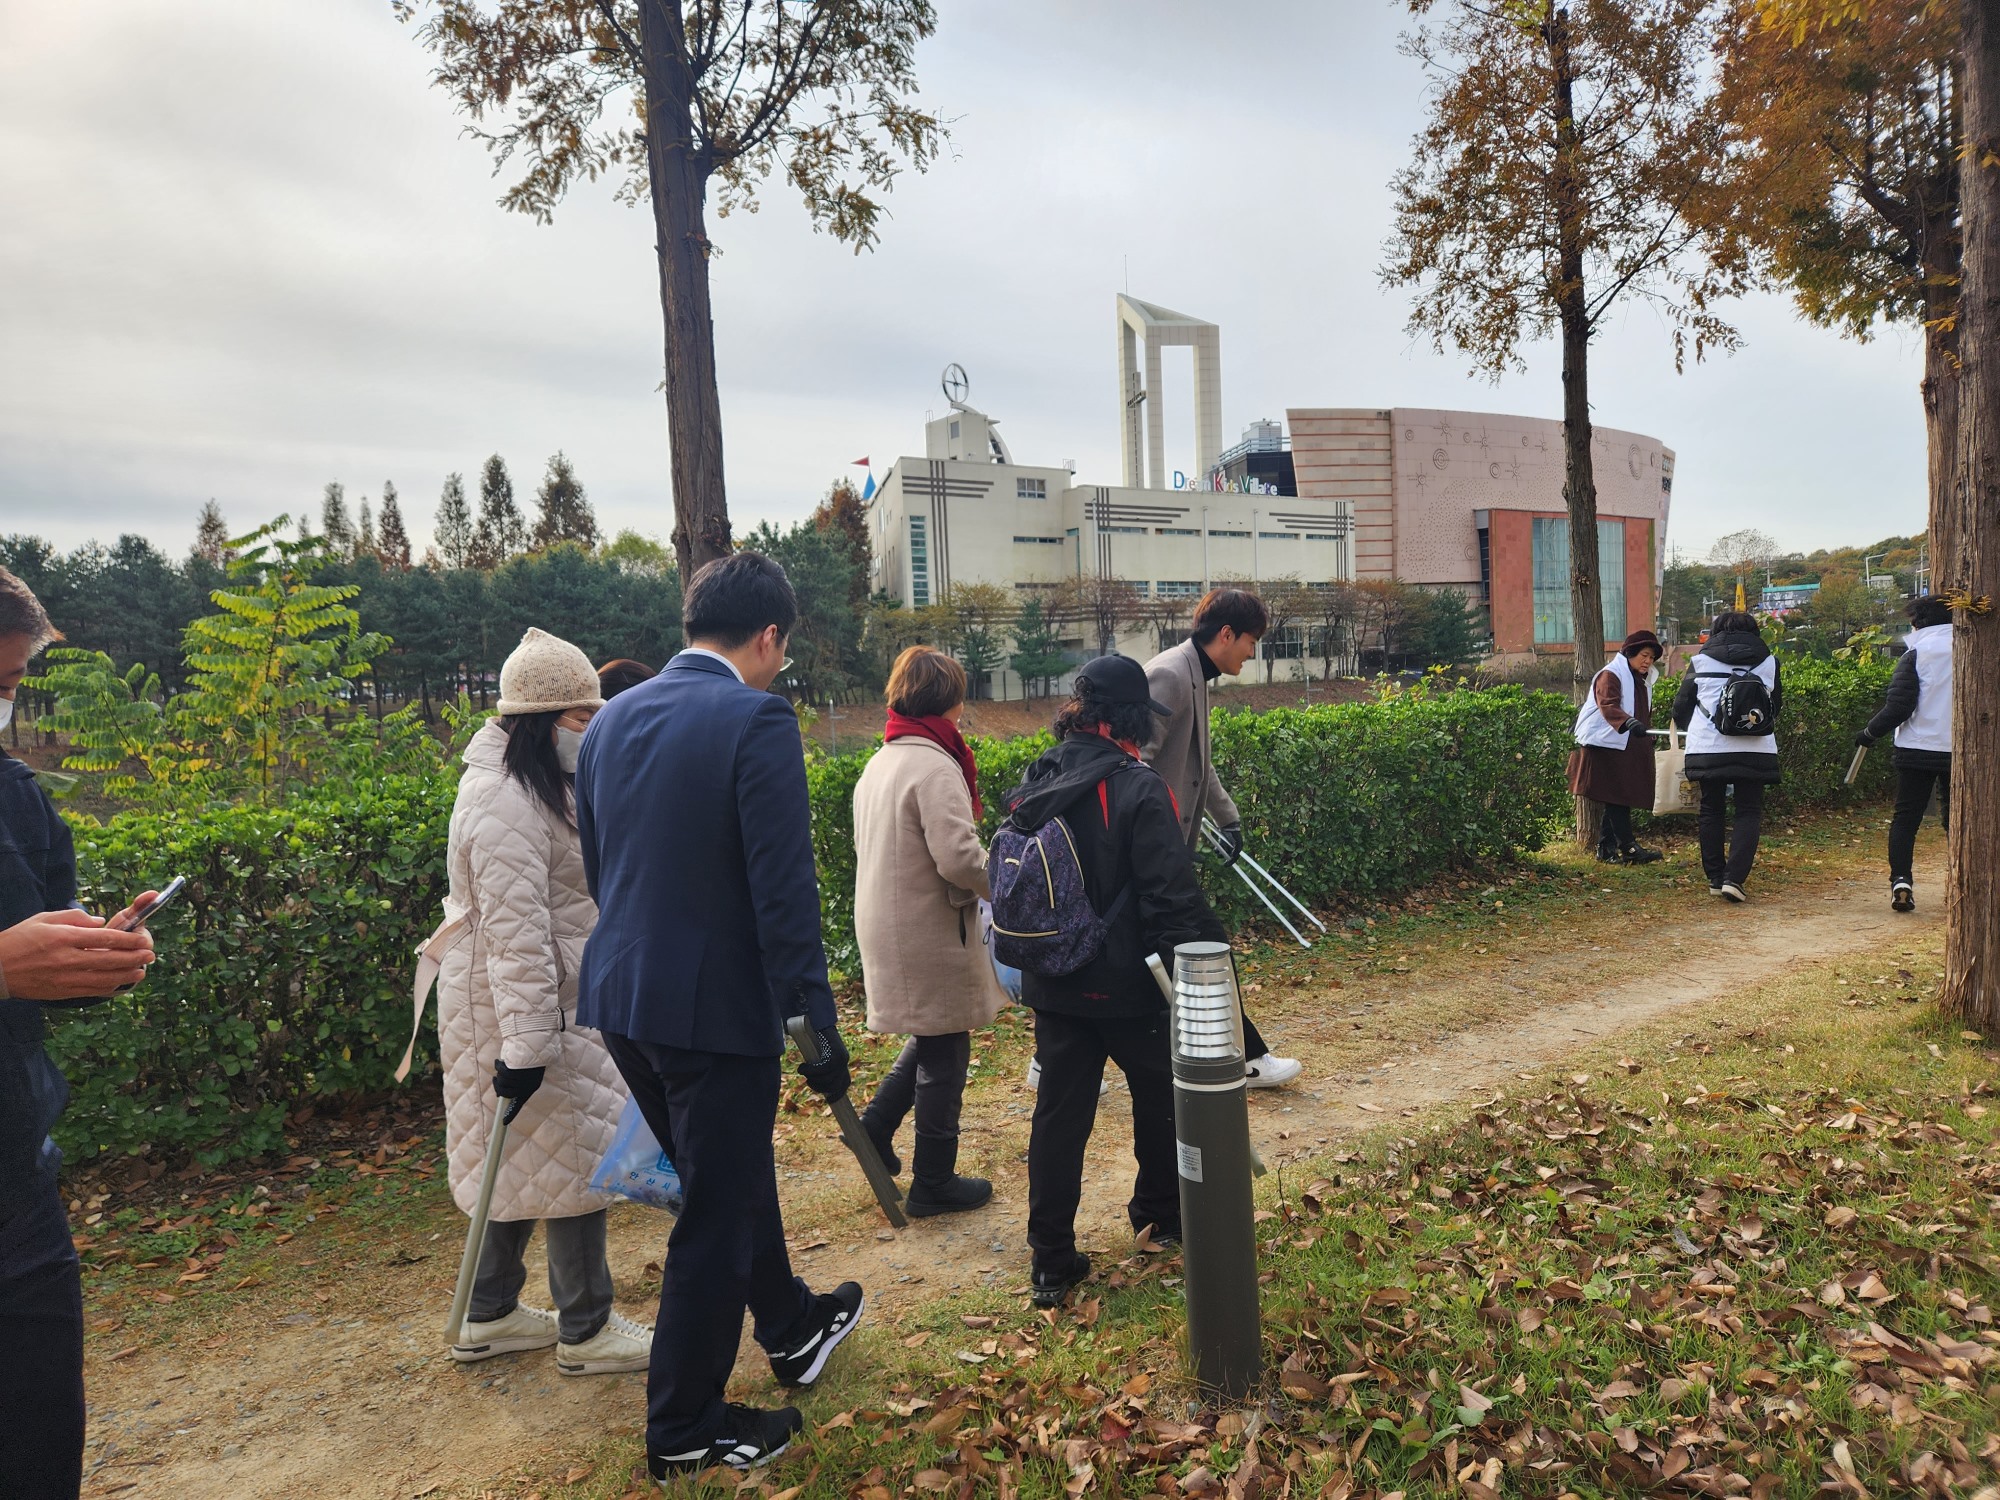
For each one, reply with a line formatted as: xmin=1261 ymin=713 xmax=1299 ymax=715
xmin=1531 ymin=517 xmax=1626 ymax=645
xmin=1016 ymin=477 xmax=1047 ymax=501
xmin=909 ymin=515 xmax=930 ymax=606
xmin=1014 ymin=535 xmax=1064 ymax=545
xmin=1156 ymin=580 xmax=1202 ymax=598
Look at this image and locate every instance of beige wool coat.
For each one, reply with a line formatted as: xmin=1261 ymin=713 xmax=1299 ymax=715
xmin=437 ymin=721 xmax=628 ymax=1223
xmin=852 ymin=738 xmax=1009 ymax=1036
xmin=1142 ymin=639 xmax=1240 ymax=848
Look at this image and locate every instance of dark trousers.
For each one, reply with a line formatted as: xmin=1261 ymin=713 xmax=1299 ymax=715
xmin=1697 ymin=780 xmax=1765 ymax=888
xmin=1025 ymin=1008 xmax=1180 ymax=1272
xmin=468 ymin=1209 xmax=613 ymax=1344
xmin=862 ymin=1032 xmax=969 ymax=1181
xmin=1889 ymin=765 xmax=1951 ymax=884
xmin=601 ymin=1034 xmax=815 ymax=1454
xmin=0 ymin=1177 xmax=84 ymax=1500
xmin=1597 ymin=803 xmax=1635 ymax=852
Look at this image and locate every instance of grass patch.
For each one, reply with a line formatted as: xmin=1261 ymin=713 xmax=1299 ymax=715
xmin=524 ymin=923 xmax=1995 ymax=1500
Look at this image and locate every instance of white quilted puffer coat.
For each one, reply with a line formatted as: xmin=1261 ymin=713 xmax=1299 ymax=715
xmin=438 ymin=720 xmax=627 ymax=1222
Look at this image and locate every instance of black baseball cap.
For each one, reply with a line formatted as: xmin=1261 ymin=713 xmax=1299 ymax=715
xmin=1075 ymin=655 xmax=1171 ymax=717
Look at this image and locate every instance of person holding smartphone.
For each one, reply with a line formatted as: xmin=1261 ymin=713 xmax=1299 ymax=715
xmin=0 ymin=566 xmax=159 ymax=1500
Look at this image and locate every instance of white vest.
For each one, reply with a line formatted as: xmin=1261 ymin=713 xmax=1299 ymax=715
xmin=1895 ymin=624 xmax=1954 ymax=754
xmin=1684 ymin=652 xmax=1779 ymax=758
xmin=1572 ymin=654 xmax=1655 ymax=750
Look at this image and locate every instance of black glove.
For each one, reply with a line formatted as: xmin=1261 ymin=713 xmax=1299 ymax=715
xmin=797 ymin=1025 xmax=851 ymax=1102
xmin=493 ymin=1058 xmax=545 ymax=1103
xmin=1216 ymin=823 xmax=1244 ymax=866
xmin=1624 ymin=719 xmax=1648 ymax=735
xmin=1854 ymin=729 xmax=1875 ymax=748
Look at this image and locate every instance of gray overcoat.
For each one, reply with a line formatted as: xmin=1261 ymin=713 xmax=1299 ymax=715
xmin=1141 ymin=639 xmax=1240 ymax=848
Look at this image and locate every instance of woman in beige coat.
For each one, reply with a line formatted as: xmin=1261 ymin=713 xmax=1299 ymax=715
xmin=439 ymin=629 xmax=651 ymax=1375
xmin=853 ymin=648 xmax=1007 ymax=1218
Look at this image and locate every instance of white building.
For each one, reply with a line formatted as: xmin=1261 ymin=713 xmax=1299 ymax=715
xmin=866 ymin=338 xmax=1357 ymax=697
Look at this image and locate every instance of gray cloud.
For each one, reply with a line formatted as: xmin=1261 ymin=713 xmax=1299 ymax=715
xmin=0 ymin=0 xmax=1926 ymax=563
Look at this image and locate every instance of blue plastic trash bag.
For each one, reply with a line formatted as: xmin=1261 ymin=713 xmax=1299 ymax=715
xmin=590 ymin=1097 xmax=684 ymax=1213
xmin=980 ymin=897 xmax=1022 ymax=1001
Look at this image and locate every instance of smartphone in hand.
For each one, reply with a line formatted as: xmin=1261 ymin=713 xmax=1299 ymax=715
xmin=111 ymin=876 xmax=187 ymax=933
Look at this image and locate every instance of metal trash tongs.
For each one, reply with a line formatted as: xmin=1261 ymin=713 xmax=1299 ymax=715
xmin=786 ymin=1015 xmax=907 ymax=1229
xmin=1200 ymin=817 xmax=1328 ymax=949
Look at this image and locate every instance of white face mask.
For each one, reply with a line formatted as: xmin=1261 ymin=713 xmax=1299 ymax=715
xmin=554 ymin=725 xmax=584 ymax=774
xmin=0 ymin=696 xmax=12 ymax=734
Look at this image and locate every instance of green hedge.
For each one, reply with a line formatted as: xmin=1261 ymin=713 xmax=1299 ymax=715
xmin=44 ymin=660 xmax=1901 ymax=1167
xmin=49 ymin=774 xmax=452 ymax=1166
xmin=808 ymin=685 xmax=1576 ymax=965
xmin=1650 ymin=655 xmax=1895 ymax=810
xmin=1206 ymin=685 xmax=1575 ymax=924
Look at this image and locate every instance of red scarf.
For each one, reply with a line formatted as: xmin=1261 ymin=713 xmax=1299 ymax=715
xmin=884 ymin=710 xmax=983 ymax=818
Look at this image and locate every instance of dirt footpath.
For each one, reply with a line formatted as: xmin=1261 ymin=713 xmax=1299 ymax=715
xmin=82 ymin=851 xmax=1944 ymax=1499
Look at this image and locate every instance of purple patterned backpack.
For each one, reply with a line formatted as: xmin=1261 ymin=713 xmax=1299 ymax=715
xmin=989 ymin=799 xmax=1133 ymax=977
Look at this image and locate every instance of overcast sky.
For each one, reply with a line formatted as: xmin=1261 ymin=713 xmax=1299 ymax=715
xmin=0 ymin=1 xmax=1928 ymax=566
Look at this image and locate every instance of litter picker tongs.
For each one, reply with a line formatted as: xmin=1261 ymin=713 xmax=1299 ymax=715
xmin=1201 ymin=817 xmax=1328 ymax=949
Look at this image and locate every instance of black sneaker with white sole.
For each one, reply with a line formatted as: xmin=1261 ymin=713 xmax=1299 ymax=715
xmin=767 ymin=1280 xmax=865 ymax=1387
xmin=1030 ymin=1250 xmax=1092 ymax=1308
xmin=650 ymin=1403 xmax=802 ymax=1477
xmin=1892 ymin=881 xmax=1916 ymax=913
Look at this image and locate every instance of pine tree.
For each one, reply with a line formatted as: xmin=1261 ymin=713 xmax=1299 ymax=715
xmin=531 ymin=451 xmax=599 ymax=549
xmin=471 ymin=455 xmax=526 ymax=569
xmin=321 ymin=482 xmax=355 ymax=554
xmin=434 ymin=473 xmax=474 ymax=570
xmin=193 ymin=500 xmax=232 ymax=566
xmin=378 ymin=482 xmax=413 ymax=569
xmin=357 ymin=498 xmax=377 ymax=560
xmin=1009 ymin=597 xmax=1069 ymax=698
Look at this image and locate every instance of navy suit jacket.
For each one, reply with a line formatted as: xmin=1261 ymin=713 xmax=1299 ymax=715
xmin=574 ymin=652 xmax=837 ymax=1056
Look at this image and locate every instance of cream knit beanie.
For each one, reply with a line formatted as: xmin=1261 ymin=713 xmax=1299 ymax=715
xmin=497 ymin=628 xmax=606 ymax=716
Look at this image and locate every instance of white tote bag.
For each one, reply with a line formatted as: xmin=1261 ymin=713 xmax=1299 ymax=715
xmin=1652 ymin=726 xmax=1697 ymax=815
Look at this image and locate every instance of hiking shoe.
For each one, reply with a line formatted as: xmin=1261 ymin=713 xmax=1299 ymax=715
xmin=1620 ymin=847 xmax=1665 ymax=865
xmin=650 ymin=1403 xmax=802 ymax=1477
xmin=1030 ymin=1251 xmax=1092 ymax=1308
xmin=450 ymin=1303 xmax=557 ymax=1362
xmin=556 ymin=1311 xmax=652 ymax=1376
xmin=1719 ymin=882 xmax=1747 ymax=903
xmin=1025 ymin=1057 xmax=1110 ymax=1096
xmin=1892 ymin=881 xmax=1915 ymax=913
xmin=907 ymin=1174 xmax=993 ymax=1218
xmin=1245 ymin=1054 xmax=1302 ymax=1089
xmin=767 ymin=1281 xmax=864 ymax=1387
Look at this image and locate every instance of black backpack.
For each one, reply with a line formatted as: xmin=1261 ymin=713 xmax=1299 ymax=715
xmin=1696 ymin=666 xmax=1775 ymax=737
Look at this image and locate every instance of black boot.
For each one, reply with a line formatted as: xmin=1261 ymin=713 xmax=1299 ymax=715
xmin=1620 ymin=845 xmax=1664 ymax=865
xmin=904 ymin=1130 xmax=991 ymax=1218
xmin=854 ymin=1107 xmax=901 ymax=1178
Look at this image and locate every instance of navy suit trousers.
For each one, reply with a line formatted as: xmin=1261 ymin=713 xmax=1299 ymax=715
xmin=601 ymin=1035 xmax=815 ymax=1453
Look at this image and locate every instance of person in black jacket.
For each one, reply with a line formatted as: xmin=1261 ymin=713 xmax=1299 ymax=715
xmin=1855 ymin=595 xmax=1955 ymax=911
xmin=0 ymin=567 xmax=157 ymax=1500
xmin=1002 ymin=655 xmax=1227 ymax=1308
xmin=1671 ymin=611 xmax=1784 ymax=901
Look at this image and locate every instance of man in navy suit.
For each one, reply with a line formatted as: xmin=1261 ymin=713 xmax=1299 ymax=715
xmin=576 ymin=552 xmax=863 ymax=1478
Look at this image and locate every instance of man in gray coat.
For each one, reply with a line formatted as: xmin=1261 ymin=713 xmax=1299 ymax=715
xmin=1142 ymin=588 xmax=1301 ymax=1089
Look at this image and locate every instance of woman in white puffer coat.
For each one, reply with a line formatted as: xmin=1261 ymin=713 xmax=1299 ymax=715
xmin=439 ymin=628 xmax=651 ymax=1375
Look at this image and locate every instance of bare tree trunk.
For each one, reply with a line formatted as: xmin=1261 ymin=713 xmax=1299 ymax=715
xmin=1924 ymin=309 xmax=1962 ymax=561
xmin=1575 ymin=795 xmax=1604 ymax=852
xmin=1548 ymin=8 xmax=1603 ymax=704
xmin=638 ymin=3 xmax=731 ymax=582
xmin=1943 ymin=0 xmax=2000 ymax=1036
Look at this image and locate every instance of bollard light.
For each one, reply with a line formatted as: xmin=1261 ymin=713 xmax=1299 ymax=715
xmin=1163 ymin=940 xmax=1262 ymax=1398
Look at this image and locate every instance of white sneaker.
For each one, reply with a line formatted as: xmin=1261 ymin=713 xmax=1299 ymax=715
xmin=451 ymin=1303 xmax=557 ymax=1362
xmin=1245 ymin=1054 xmax=1303 ymax=1089
xmin=556 ymin=1311 xmax=653 ymax=1376
xmin=1025 ymin=1057 xmax=1110 ymax=1096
